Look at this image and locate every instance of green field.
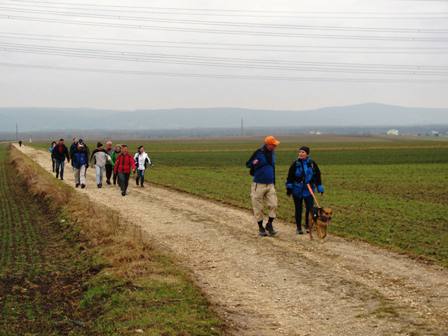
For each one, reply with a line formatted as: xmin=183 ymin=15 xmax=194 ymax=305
xmin=1 ymin=144 xmax=224 ymax=335
xmin=34 ymin=136 xmax=448 ymax=266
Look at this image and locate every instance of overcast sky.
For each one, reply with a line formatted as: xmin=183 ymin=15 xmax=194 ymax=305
xmin=0 ymin=0 xmax=447 ymax=110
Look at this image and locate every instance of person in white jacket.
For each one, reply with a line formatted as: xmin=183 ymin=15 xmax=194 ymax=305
xmin=134 ymin=146 xmax=151 ymax=188
xmin=90 ymin=142 xmax=110 ymax=188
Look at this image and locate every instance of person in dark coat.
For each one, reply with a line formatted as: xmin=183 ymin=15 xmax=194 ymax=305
xmin=69 ymin=137 xmax=78 ymax=168
xmin=285 ymin=146 xmax=324 ymax=234
xmin=49 ymin=141 xmax=57 ymax=172
xmin=52 ymin=138 xmax=70 ymax=180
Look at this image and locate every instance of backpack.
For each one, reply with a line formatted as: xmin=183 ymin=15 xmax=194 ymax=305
xmin=246 ymin=150 xmax=258 ymax=176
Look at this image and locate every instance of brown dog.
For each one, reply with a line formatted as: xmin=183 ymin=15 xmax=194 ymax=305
xmin=309 ymin=207 xmax=333 ymax=240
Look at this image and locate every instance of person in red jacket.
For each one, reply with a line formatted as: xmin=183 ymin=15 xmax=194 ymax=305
xmin=113 ymin=144 xmax=136 ymax=196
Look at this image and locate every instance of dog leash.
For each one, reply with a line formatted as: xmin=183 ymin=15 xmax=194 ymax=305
xmin=306 ymin=184 xmax=321 ymax=209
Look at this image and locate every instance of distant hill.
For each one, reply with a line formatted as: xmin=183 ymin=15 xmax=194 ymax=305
xmin=0 ymin=103 xmax=447 ymax=132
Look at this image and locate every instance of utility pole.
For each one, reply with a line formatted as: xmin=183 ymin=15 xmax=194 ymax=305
xmin=240 ymin=117 xmax=244 ymax=136
xmin=15 ymin=123 xmax=19 ymax=141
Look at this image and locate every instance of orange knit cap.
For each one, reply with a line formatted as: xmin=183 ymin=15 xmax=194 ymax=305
xmin=264 ymin=135 xmax=280 ymax=146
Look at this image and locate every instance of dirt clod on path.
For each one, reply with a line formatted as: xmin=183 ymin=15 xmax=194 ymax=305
xmin=18 ymin=145 xmax=448 ymax=336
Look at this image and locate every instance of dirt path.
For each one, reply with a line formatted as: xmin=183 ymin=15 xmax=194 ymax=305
xmin=18 ymin=145 xmax=448 ymax=336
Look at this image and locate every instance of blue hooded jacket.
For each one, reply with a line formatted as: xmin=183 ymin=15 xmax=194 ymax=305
xmin=72 ymin=150 xmax=89 ymax=169
xmin=246 ymin=146 xmax=276 ymax=184
xmin=285 ymin=157 xmax=324 ymax=198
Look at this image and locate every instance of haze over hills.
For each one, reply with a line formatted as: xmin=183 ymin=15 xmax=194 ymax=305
xmin=0 ymin=103 xmax=447 ymax=132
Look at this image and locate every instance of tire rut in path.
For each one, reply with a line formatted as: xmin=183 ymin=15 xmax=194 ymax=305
xmin=18 ymin=145 xmax=448 ymax=336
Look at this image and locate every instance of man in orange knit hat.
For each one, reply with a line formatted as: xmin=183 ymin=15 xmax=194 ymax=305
xmin=246 ymin=136 xmax=280 ymax=237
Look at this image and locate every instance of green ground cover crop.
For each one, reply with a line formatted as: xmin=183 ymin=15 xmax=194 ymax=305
xmin=32 ymin=136 xmax=448 ymax=266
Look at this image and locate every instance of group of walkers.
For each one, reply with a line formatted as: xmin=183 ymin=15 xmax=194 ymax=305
xmin=49 ymin=138 xmax=152 ymax=196
xmin=247 ymin=136 xmax=324 ymax=237
xmin=47 ymin=135 xmax=321 ymax=236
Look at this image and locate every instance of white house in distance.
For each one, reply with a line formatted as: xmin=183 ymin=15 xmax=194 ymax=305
xmin=386 ymin=129 xmax=400 ymax=136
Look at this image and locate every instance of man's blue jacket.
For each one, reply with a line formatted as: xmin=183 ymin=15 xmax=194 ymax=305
xmin=246 ymin=146 xmax=276 ymax=184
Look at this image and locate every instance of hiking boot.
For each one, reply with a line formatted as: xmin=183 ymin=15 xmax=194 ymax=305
xmin=121 ymin=191 xmax=126 ymax=196
xmin=81 ymin=184 xmax=86 ymax=189
xmin=265 ymin=222 xmax=277 ymax=236
xmin=75 ymin=183 xmax=80 ymax=188
xmin=259 ymin=229 xmax=268 ymax=237
xmin=106 ymin=180 xmax=111 ymax=185
xmin=296 ymin=229 xmax=304 ymax=235
xmin=257 ymin=220 xmax=267 ymax=237
xmin=97 ymin=184 xmax=102 ymax=189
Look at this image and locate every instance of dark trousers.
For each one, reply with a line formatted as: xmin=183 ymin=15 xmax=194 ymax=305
xmin=55 ymin=159 xmax=65 ymax=179
xmin=113 ymin=171 xmax=118 ymax=185
xmin=136 ymin=169 xmax=145 ymax=186
xmin=293 ymin=195 xmax=314 ymax=230
xmin=52 ymin=158 xmax=56 ymax=172
xmin=118 ymin=173 xmax=130 ymax=194
xmin=105 ymin=164 xmax=113 ymax=183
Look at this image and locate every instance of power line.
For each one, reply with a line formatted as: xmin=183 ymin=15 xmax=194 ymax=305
xmin=3 ymin=40 xmax=448 ymax=69
xmin=1 ymin=61 xmax=447 ymax=83
xmin=3 ymin=32 xmax=448 ymax=51
xmin=3 ymin=0 xmax=448 ymax=16
xmin=1 ymin=42 xmax=447 ymax=76
xmin=1 ymin=1 xmax=447 ymax=19
xmin=2 ymin=33 xmax=447 ymax=54
xmin=2 ymin=14 xmax=448 ymax=41
xmin=2 ymin=5 xmax=448 ymax=34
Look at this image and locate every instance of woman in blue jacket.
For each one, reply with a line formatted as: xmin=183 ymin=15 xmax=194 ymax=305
xmin=285 ymin=146 xmax=324 ymax=234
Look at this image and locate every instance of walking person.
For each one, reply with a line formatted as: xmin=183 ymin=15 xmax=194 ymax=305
xmin=78 ymin=139 xmax=90 ymax=165
xmin=285 ymin=146 xmax=324 ymax=235
xmin=246 ymin=136 xmax=280 ymax=237
xmin=134 ymin=145 xmax=151 ymax=188
xmin=52 ymin=138 xmax=70 ymax=180
xmin=69 ymin=137 xmax=78 ymax=169
xmin=90 ymin=142 xmax=109 ymax=188
xmin=110 ymin=145 xmax=121 ymax=186
xmin=49 ymin=141 xmax=57 ymax=172
xmin=72 ymin=143 xmax=89 ymax=189
xmin=104 ymin=140 xmax=114 ymax=185
xmin=113 ymin=144 xmax=136 ymax=196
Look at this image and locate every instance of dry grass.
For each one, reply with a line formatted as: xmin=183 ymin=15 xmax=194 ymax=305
xmin=10 ymin=145 xmax=157 ymax=279
xmin=8 ymin=145 xmax=224 ymax=335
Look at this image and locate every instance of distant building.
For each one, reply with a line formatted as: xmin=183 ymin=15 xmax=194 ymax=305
xmin=309 ymin=130 xmax=322 ymax=135
xmin=386 ymin=129 xmax=400 ymax=136
xmin=430 ymin=130 xmax=440 ymax=137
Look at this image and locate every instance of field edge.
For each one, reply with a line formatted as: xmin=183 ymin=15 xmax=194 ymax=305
xmin=7 ymin=144 xmax=227 ymax=336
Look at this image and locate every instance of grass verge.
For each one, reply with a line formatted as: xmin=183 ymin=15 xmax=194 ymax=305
xmin=2 ymin=144 xmax=224 ymax=336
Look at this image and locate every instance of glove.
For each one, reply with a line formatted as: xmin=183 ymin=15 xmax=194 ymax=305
xmin=317 ymin=185 xmax=324 ymax=195
xmin=286 ymin=189 xmax=292 ymax=197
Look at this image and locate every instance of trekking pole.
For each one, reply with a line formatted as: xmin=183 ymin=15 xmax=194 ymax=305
xmin=306 ymin=184 xmax=321 ymax=209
